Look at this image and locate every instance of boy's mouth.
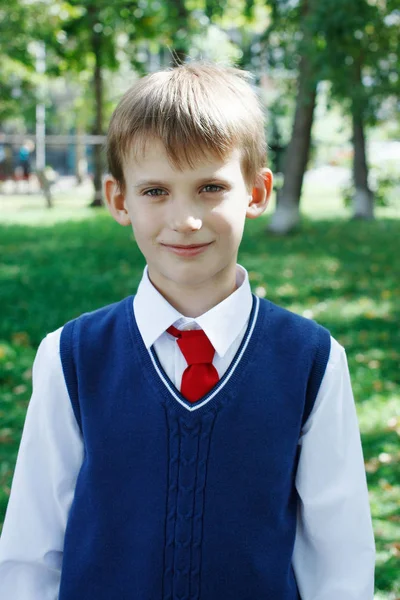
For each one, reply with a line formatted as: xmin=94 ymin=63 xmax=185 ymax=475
xmin=161 ymin=242 xmax=213 ymax=256
xmin=163 ymin=243 xmax=211 ymax=248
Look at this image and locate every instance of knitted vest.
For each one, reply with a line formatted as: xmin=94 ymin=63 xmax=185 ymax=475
xmin=58 ymin=294 xmax=331 ymax=600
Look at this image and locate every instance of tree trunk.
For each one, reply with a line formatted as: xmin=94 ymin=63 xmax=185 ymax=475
xmin=351 ymin=62 xmax=373 ymax=219
xmin=75 ymin=122 xmax=86 ymax=185
xmin=268 ymin=53 xmax=317 ymax=234
xmin=89 ymin=10 xmax=104 ymax=207
xmin=37 ymin=169 xmax=53 ymax=208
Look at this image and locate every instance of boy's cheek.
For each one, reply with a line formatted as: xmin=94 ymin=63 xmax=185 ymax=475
xmin=211 ymin=205 xmax=246 ymax=234
xmin=128 ymin=207 xmax=152 ymax=230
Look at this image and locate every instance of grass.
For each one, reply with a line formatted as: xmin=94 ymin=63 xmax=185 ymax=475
xmin=0 ymin=182 xmax=399 ymax=597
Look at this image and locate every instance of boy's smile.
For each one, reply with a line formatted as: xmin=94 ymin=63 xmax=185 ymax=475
xmin=160 ymin=241 xmax=214 ymax=257
xmin=105 ymin=137 xmax=272 ymax=316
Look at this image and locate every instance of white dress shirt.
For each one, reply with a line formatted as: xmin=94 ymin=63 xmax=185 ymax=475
xmin=0 ymin=265 xmax=375 ymax=599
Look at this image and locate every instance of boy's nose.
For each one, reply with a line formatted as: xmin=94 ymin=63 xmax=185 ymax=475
xmin=171 ymin=215 xmax=202 ymax=232
xmin=169 ymin=201 xmax=202 ymax=232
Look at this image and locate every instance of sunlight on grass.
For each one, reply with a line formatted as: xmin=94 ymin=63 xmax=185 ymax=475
xmin=0 ymin=181 xmax=98 ymax=225
xmin=288 ymin=297 xmax=393 ymax=321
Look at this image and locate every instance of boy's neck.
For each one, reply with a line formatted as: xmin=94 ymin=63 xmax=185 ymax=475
xmin=148 ymin=265 xmax=238 ymax=319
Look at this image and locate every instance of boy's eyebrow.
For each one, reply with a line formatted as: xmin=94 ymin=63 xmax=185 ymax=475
xmin=133 ymin=176 xmax=233 ymax=190
xmin=133 ymin=180 xmax=169 ymax=190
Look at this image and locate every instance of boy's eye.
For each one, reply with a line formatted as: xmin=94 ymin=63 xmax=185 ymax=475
xmin=143 ymin=185 xmax=223 ymax=196
xmin=202 ymin=184 xmax=223 ymax=193
xmin=144 ymin=188 xmax=166 ymax=196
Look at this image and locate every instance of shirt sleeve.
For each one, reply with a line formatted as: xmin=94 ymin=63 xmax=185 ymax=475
xmin=292 ymin=336 xmax=376 ymax=599
xmin=0 ymin=328 xmax=84 ymax=600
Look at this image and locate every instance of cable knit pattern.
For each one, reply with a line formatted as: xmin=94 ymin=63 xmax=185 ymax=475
xmin=189 ymin=412 xmax=216 ymax=599
xmin=163 ymin=411 xmax=180 ymax=599
xmin=163 ymin=409 xmax=217 ymax=600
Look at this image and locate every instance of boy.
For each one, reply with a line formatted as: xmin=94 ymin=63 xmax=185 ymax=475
xmin=0 ymin=62 xmax=375 ymax=599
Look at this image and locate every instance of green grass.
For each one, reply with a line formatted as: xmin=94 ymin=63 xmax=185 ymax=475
xmin=1 ymin=185 xmax=399 ymax=597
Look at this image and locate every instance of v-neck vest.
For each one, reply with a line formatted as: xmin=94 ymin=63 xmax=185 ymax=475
xmin=59 ymin=295 xmax=330 ymax=600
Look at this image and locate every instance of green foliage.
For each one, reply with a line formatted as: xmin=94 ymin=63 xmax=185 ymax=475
xmin=0 ymin=0 xmax=201 ymax=132
xmin=0 ymin=2 xmax=35 ymax=122
xmin=0 ymin=0 xmax=73 ymax=122
xmin=310 ymin=0 xmax=399 ymax=123
xmin=0 ymin=205 xmax=399 ymax=595
xmin=48 ymin=0 xmax=165 ymax=75
xmin=258 ymin=0 xmax=399 ymax=127
xmin=0 ymin=59 xmax=37 ymax=125
xmin=205 ymin=0 xmax=226 ymax=20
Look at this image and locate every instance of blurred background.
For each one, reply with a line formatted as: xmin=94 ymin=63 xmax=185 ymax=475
xmin=0 ymin=1 xmax=399 ymax=597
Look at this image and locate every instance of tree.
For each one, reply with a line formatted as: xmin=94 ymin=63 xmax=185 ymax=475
xmin=312 ymin=0 xmax=400 ymax=219
xmin=268 ymin=51 xmax=317 ymax=233
xmin=253 ymin=0 xmax=400 ymax=230
xmin=263 ymin=0 xmax=319 ymax=234
xmin=51 ymin=1 xmax=120 ymax=206
xmin=351 ymin=59 xmax=374 ymax=219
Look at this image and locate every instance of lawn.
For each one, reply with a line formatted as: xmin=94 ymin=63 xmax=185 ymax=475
xmin=0 ymin=182 xmax=399 ymax=598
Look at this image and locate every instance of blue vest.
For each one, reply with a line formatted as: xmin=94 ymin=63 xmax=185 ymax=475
xmin=59 ymin=294 xmax=330 ymax=600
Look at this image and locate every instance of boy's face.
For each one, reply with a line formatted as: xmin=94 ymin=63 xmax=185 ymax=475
xmin=105 ymin=137 xmax=272 ymax=300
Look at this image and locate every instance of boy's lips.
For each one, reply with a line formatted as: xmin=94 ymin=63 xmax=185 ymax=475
xmin=161 ymin=241 xmax=213 ymax=256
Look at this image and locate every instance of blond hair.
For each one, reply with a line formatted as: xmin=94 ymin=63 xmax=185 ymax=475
xmin=106 ymin=62 xmax=267 ymax=191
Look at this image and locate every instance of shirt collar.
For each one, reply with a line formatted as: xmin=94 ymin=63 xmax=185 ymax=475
xmin=133 ymin=264 xmax=253 ymax=358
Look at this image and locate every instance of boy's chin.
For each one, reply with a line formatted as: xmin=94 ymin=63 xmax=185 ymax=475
xmin=174 ymin=261 xmax=237 ymax=287
xmin=151 ymin=263 xmax=221 ymax=290
xmin=163 ymin=268 xmax=210 ymax=288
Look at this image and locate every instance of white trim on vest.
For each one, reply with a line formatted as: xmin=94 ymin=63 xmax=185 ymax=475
xmin=148 ymin=296 xmax=260 ymax=412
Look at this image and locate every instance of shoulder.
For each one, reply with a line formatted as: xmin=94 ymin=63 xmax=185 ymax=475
xmin=67 ymin=296 xmax=134 ymax=327
xmin=36 ymin=297 xmax=134 ymax=365
xmin=59 ymin=296 xmax=136 ymax=367
xmin=31 ymin=327 xmax=67 ymax=397
xmin=59 ymin=295 xmax=134 ymax=341
xmin=324 ymin=335 xmax=347 ymax=372
xmin=33 ymin=326 xmax=64 ymax=373
xmin=257 ymin=296 xmax=332 ymax=373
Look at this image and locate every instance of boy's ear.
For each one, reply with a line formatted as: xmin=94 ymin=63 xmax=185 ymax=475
xmin=103 ymin=175 xmax=131 ymax=226
xmin=246 ymin=168 xmax=273 ymax=220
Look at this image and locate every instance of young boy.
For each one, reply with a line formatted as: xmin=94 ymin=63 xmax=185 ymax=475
xmin=0 ymin=62 xmax=375 ymax=599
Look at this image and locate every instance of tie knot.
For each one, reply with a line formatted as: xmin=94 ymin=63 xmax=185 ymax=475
xmin=167 ymin=325 xmax=215 ymax=365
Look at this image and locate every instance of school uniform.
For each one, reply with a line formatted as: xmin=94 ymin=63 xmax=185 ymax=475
xmin=0 ymin=265 xmax=375 ymax=599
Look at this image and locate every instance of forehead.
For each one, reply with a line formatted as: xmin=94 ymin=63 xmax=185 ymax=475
xmin=124 ymin=137 xmax=244 ymax=183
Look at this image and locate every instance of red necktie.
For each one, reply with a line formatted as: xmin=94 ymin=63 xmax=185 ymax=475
xmin=167 ymin=325 xmax=220 ymax=402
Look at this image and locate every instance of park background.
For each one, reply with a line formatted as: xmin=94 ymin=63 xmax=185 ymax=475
xmin=0 ymin=0 xmax=399 ymax=597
